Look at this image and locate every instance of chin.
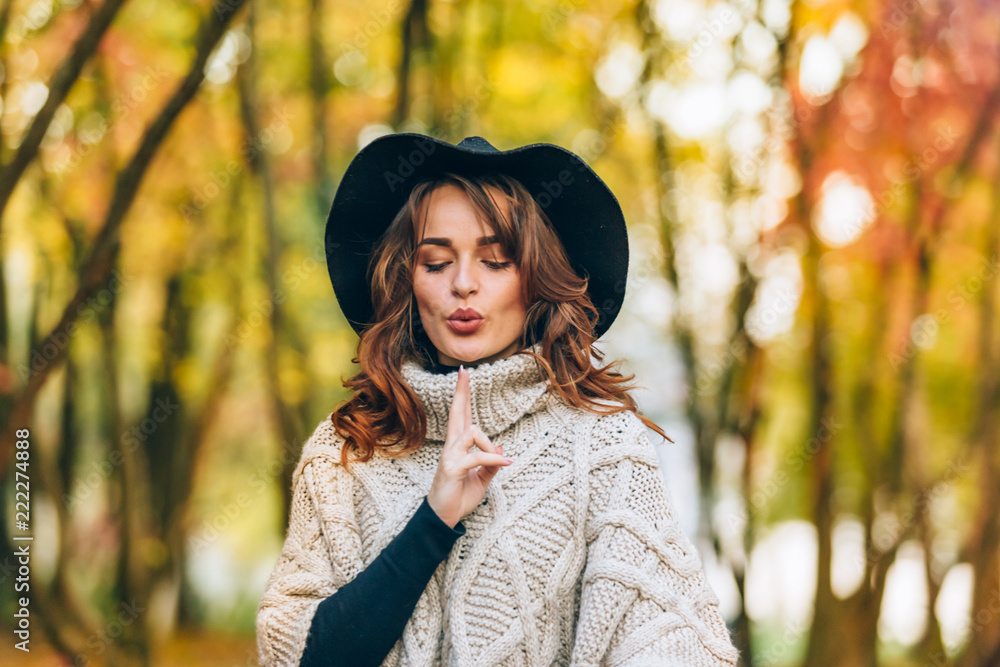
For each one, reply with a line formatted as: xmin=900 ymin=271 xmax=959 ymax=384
xmin=435 ymin=339 xmax=491 ymax=363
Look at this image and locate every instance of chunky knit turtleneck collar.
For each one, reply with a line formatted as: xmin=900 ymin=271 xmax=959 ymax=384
xmin=400 ymin=342 xmax=552 ymax=441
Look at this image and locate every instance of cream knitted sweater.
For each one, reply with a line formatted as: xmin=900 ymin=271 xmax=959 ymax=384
xmin=256 ymin=344 xmax=739 ymax=666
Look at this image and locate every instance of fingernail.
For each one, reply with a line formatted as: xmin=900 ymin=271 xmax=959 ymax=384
xmin=504 ymin=458 xmax=514 ymax=464
xmin=459 ymin=364 xmax=464 ymax=376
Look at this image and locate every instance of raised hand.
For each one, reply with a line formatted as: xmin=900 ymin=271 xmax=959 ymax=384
xmin=426 ymin=365 xmax=513 ymax=529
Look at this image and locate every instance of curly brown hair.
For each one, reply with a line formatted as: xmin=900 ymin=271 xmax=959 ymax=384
xmin=330 ymin=171 xmax=672 ymax=471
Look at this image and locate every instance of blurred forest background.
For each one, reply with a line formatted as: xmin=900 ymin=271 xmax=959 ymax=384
xmin=0 ymin=0 xmax=998 ymax=665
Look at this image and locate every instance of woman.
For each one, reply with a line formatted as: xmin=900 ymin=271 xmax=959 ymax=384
xmin=255 ymin=134 xmax=739 ymax=667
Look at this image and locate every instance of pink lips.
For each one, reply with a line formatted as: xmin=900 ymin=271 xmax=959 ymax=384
xmin=447 ymin=307 xmax=483 ymax=334
xmin=447 ymin=318 xmax=483 ymax=334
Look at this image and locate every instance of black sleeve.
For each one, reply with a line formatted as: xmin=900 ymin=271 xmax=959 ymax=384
xmin=298 ymin=495 xmax=466 ymax=667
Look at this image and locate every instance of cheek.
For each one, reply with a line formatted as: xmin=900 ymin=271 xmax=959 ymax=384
xmin=496 ymin=275 xmax=526 ymax=311
xmin=412 ymin=276 xmax=441 ymax=313
xmin=411 ymin=276 xmax=428 ymax=306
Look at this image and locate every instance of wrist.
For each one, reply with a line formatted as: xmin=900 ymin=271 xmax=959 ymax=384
xmin=425 ymin=495 xmax=458 ymax=529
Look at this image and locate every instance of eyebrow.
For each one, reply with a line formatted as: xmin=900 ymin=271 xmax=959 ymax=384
xmin=416 ymin=235 xmax=499 ymax=248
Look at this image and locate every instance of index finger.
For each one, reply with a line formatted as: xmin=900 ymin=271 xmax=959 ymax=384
xmin=464 ymin=366 xmax=473 ymax=431
xmin=446 ymin=364 xmax=469 ymax=444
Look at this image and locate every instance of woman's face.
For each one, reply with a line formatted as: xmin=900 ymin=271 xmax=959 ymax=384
xmin=411 ymin=183 xmax=527 ymax=366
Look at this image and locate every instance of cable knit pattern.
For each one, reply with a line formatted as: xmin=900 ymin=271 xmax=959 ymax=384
xmin=256 ymin=344 xmax=739 ymax=666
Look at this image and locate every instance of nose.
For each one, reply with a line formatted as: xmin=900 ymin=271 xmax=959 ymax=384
xmin=451 ymin=255 xmax=478 ymax=297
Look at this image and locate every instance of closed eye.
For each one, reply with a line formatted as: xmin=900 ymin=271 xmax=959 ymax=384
xmin=424 ymin=261 xmax=513 ymax=273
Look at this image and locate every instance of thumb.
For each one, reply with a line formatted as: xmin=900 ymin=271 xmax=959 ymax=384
xmin=477 ymin=462 xmax=501 ymax=486
xmin=477 ymin=451 xmax=507 ymax=483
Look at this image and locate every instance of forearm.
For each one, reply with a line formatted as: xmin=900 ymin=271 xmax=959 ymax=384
xmin=299 ymin=495 xmax=465 ymax=667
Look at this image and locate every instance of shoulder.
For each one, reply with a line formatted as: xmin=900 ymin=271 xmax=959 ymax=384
xmin=588 ymin=407 xmax=648 ymax=445
xmin=549 ymin=398 xmax=647 ymax=439
xmin=585 ymin=407 xmax=660 ymax=470
xmin=540 ymin=398 xmax=659 ymax=462
xmin=285 ymin=417 xmax=361 ymax=524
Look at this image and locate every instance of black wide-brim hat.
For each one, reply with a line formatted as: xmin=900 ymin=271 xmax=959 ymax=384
xmin=325 ymin=133 xmax=629 ymax=339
